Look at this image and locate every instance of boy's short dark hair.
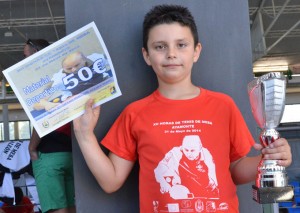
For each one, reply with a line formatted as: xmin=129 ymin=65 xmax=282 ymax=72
xmin=143 ymin=4 xmax=199 ymax=51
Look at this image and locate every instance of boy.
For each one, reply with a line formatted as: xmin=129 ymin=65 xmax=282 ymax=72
xmin=73 ymin=4 xmax=292 ymax=213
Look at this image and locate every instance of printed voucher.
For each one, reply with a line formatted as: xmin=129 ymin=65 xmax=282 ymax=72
xmin=3 ymin=22 xmax=122 ymax=137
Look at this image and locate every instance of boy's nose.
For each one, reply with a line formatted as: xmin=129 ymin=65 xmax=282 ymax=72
xmin=167 ymin=47 xmax=177 ymax=58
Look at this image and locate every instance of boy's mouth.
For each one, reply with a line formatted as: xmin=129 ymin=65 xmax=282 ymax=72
xmin=163 ymin=64 xmax=181 ymax=68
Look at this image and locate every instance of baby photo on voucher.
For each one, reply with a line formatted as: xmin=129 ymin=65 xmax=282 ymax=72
xmin=3 ymin=22 xmax=122 ymax=137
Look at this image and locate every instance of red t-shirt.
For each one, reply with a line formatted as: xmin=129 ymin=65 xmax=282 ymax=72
xmin=102 ymin=88 xmax=255 ymax=213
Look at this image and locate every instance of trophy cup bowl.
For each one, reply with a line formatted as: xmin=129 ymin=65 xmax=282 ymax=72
xmin=248 ymin=72 xmax=294 ymax=204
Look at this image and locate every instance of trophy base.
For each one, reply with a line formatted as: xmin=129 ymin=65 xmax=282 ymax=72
xmin=252 ymin=185 xmax=294 ymax=204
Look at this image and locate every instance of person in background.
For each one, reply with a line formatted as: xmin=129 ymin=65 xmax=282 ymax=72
xmin=73 ymin=4 xmax=292 ymax=213
xmin=23 ymin=39 xmax=49 ymax=58
xmin=25 ymin=39 xmax=76 ymax=213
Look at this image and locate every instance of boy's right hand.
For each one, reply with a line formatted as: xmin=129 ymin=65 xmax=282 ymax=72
xmin=73 ymin=99 xmax=101 ymax=139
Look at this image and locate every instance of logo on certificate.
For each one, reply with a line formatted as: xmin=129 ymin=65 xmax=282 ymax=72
xmin=42 ymin=120 xmax=49 ymax=128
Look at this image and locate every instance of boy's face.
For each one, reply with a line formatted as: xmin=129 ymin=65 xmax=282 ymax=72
xmin=142 ymin=23 xmax=201 ymax=85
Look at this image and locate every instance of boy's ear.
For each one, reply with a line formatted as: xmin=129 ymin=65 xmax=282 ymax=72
xmin=193 ymin=43 xmax=202 ymax=63
xmin=142 ymin=48 xmax=151 ymax=66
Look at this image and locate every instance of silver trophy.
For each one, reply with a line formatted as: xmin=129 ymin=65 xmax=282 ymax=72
xmin=248 ymin=72 xmax=294 ymax=203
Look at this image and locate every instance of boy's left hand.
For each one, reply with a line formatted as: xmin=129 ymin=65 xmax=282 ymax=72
xmin=253 ymin=138 xmax=292 ymax=167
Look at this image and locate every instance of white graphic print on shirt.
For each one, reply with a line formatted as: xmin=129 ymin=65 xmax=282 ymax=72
xmin=153 ymin=134 xmax=229 ymax=212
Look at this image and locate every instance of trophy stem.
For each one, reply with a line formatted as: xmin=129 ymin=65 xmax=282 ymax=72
xmin=252 ymin=128 xmax=294 ymax=204
xmin=256 ymin=159 xmax=288 ymax=188
xmin=256 ymin=129 xmax=288 ymax=188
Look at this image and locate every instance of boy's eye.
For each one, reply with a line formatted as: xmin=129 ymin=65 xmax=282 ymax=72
xmin=155 ymin=44 xmax=166 ymax=50
xmin=178 ymin=43 xmax=188 ymax=48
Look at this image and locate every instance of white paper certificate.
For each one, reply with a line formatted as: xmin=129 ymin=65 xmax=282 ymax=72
xmin=3 ymin=22 xmax=122 ymax=137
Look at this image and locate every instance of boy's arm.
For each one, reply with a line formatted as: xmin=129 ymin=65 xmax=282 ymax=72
xmin=73 ymin=99 xmax=135 ymax=193
xmin=229 ymin=155 xmax=260 ymax=185
xmin=230 ymin=138 xmax=292 ymax=185
xmin=29 ymin=128 xmax=41 ymax=161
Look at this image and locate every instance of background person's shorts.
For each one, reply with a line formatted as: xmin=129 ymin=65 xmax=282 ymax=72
xmin=32 ymin=152 xmax=75 ymax=213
